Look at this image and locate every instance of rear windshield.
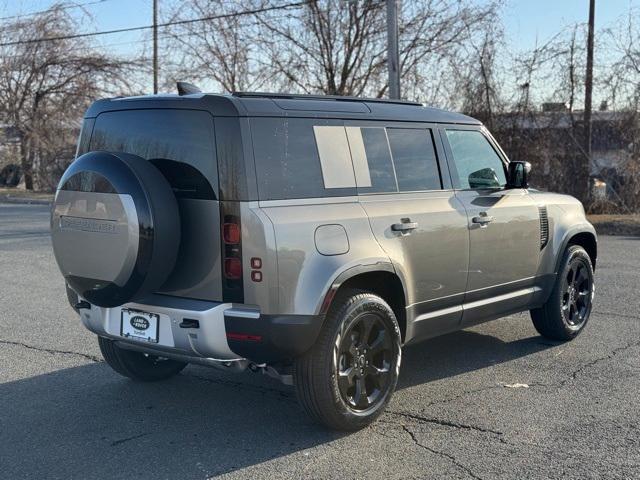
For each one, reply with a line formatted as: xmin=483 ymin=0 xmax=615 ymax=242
xmin=89 ymin=109 xmax=218 ymax=199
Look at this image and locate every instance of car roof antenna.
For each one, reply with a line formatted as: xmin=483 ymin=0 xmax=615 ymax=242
xmin=177 ymin=82 xmax=202 ymax=96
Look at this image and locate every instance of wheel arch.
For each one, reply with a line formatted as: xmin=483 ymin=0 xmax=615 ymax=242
xmin=557 ymin=228 xmax=598 ymax=272
xmin=318 ymin=264 xmax=408 ymax=342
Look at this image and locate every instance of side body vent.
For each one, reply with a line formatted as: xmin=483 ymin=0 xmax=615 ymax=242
xmin=538 ymin=205 xmax=549 ymax=249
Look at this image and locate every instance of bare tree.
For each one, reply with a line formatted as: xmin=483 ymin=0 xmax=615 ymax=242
xmin=164 ymin=0 xmax=271 ymax=92
xmin=604 ymin=8 xmax=640 ymax=109
xmin=0 ymin=5 xmax=131 ymax=190
xmin=248 ymin=0 xmax=501 ymax=98
xmin=455 ymin=26 xmax=504 ymax=129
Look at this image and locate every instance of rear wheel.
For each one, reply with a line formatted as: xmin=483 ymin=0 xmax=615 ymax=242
xmin=98 ymin=337 xmax=187 ymax=382
xmin=294 ymin=291 xmax=402 ymax=431
xmin=531 ymin=245 xmax=594 ymax=341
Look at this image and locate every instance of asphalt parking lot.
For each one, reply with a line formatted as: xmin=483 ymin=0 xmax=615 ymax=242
xmin=1 ymin=202 xmax=639 ymax=480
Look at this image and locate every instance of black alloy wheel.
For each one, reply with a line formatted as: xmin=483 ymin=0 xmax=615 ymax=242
xmin=335 ymin=312 xmax=393 ymax=412
xmin=561 ymin=260 xmax=593 ymax=328
xmin=294 ymin=291 xmax=402 ymax=430
xmin=531 ymin=245 xmax=594 ymax=341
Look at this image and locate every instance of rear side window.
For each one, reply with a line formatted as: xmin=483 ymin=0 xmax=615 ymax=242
xmin=386 ymin=128 xmax=441 ymax=191
xmin=251 ymin=118 xmax=356 ymax=200
xmin=347 ymin=127 xmax=397 ymax=194
xmin=445 ymin=129 xmax=507 ymax=189
xmin=90 ymin=109 xmax=217 ymax=199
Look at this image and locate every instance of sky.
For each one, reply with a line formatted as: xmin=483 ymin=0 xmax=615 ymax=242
xmin=504 ymin=0 xmax=638 ymax=51
xmin=2 ymin=0 xmax=638 ymax=53
xmin=1 ymin=0 xmax=638 ymax=91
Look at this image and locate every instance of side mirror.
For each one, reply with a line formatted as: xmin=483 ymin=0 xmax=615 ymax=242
xmin=506 ymin=161 xmax=531 ymax=189
xmin=468 ymin=168 xmax=501 ymax=189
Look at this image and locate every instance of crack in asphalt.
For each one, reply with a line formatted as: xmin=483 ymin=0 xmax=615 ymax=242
xmin=0 ymin=338 xmax=295 ymax=401
xmin=0 ymin=339 xmax=102 ymax=363
xmin=3 ymin=337 xmax=637 ymax=415
xmin=110 ymin=432 xmax=150 ymax=447
xmin=401 ymin=425 xmax=484 ymax=480
xmin=593 ymin=310 xmax=640 ymax=321
xmin=397 ymin=339 xmax=640 ymax=412
xmin=564 ymin=339 xmax=640 ymax=383
xmin=389 ymin=411 xmax=504 ymax=437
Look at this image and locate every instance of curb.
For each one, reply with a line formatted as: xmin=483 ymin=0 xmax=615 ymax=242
xmin=592 ymin=222 xmax=640 ymax=237
xmin=0 ymin=195 xmax=52 ymax=206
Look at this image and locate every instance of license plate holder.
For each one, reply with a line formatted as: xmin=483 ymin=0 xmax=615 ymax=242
xmin=121 ymin=309 xmax=159 ymax=343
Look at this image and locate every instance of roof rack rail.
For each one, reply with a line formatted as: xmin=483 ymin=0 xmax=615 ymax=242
xmin=232 ymin=91 xmax=422 ymax=106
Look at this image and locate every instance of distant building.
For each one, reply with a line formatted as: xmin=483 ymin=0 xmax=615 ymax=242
xmin=492 ymin=109 xmax=637 ymax=176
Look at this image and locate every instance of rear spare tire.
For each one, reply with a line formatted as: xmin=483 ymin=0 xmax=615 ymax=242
xmin=51 ymin=151 xmax=180 ymax=307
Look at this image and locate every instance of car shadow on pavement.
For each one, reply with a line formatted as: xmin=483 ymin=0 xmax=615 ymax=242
xmin=1 ymin=329 xmax=554 ymax=479
xmin=397 ymin=329 xmax=553 ymax=389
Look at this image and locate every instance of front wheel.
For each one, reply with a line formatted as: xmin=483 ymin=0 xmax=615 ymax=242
xmin=294 ymin=291 xmax=402 ymax=431
xmin=531 ymin=245 xmax=594 ymax=341
xmin=98 ymin=337 xmax=187 ymax=382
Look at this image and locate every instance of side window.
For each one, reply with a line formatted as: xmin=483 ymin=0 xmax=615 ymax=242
xmin=386 ymin=128 xmax=442 ymax=191
xmin=445 ymin=130 xmax=507 ymax=189
xmin=251 ymin=118 xmax=356 ymax=200
xmin=345 ymin=127 xmax=397 ymax=193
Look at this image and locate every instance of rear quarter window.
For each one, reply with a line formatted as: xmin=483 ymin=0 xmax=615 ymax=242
xmin=251 ymin=118 xmax=357 ymax=201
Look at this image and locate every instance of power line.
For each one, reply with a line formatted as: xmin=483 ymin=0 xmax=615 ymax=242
xmin=0 ymin=11 xmax=298 ymax=60
xmin=0 ymin=0 xmax=109 ymax=22
xmin=0 ymin=1 xmax=309 ymax=48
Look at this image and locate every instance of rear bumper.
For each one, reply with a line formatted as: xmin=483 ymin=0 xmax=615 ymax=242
xmin=78 ymin=293 xmax=324 ymax=364
xmin=224 ymin=312 xmax=324 ymax=363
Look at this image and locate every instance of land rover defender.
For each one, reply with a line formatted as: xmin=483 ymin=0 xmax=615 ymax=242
xmin=51 ymin=87 xmax=596 ymax=430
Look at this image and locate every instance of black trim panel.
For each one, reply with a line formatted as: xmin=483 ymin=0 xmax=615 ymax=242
xmin=224 ymin=313 xmax=325 ymax=363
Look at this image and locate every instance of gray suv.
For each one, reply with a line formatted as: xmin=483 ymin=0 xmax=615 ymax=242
xmin=51 ymin=88 xmax=597 ymax=430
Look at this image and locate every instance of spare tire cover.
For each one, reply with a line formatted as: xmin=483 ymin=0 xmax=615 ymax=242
xmin=51 ymin=151 xmax=180 ymax=307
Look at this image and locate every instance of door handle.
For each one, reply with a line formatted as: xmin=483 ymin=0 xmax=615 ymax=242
xmin=472 ymin=212 xmax=494 ymax=226
xmin=391 ymin=221 xmax=418 ymax=232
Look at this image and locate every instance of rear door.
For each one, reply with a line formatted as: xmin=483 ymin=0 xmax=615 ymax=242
xmin=346 ymin=122 xmax=470 ymax=342
xmin=440 ymin=127 xmax=541 ymax=325
xmin=88 ymin=109 xmax=224 ymax=302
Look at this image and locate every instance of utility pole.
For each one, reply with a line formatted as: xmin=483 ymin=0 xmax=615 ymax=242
xmin=153 ymin=0 xmax=158 ymax=94
xmin=582 ymin=0 xmax=595 ymax=201
xmin=386 ymin=0 xmax=400 ymax=99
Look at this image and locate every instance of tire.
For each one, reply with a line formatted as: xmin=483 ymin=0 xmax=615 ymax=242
xmin=531 ymin=245 xmax=594 ymax=341
xmin=51 ymin=151 xmax=180 ymax=307
xmin=294 ymin=291 xmax=402 ymax=431
xmin=98 ymin=337 xmax=187 ymax=382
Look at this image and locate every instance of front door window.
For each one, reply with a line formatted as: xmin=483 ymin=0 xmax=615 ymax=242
xmin=445 ymin=130 xmax=507 ymax=189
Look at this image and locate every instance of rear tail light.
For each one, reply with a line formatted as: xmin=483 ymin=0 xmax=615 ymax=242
xmin=223 ymin=223 xmax=241 ymax=244
xmin=221 ymin=211 xmax=243 ymax=301
xmin=224 ymin=257 xmax=242 ymax=280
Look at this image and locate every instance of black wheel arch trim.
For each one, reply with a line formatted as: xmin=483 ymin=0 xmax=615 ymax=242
xmin=555 ymin=227 xmax=598 ymax=275
xmin=317 ymin=261 xmax=403 ymax=315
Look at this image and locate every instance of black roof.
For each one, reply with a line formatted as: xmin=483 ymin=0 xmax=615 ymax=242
xmin=84 ymin=92 xmax=481 ymax=125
